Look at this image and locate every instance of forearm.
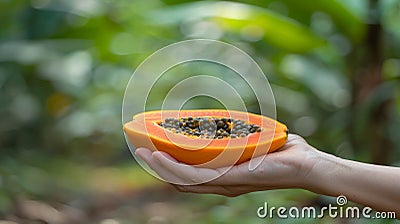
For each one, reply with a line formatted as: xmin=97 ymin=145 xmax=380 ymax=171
xmin=305 ymin=150 xmax=400 ymax=214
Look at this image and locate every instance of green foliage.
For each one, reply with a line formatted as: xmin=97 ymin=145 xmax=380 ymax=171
xmin=0 ymin=0 xmax=399 ymax=223
xmin=149 ymin=1 xmax=326 ymax=52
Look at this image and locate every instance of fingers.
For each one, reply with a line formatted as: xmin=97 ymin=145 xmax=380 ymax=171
xmin=173 ymin=184 xmax=238 ymax=196
xmin=275 ymin=134 xmax=307 ymax=152
xmin=172 ymin=184 xmax=281 ymax=196
xmin=135 ymin=147 xmax=163 ymax=172
xmin=152 ymin=151 xmax=226 ymax=185
xmin=135 ymin=147 xmax=153 ymax=163
xmin=152 ymin=151 xmax=271 ymax=186
xmin=152 ymin=150 xmax=281 ymax=187
xmin=136 ymin=148 xmax=231 ymax=185
xmin=136 ymin=148 xmax=249 ymax=186
xmin=287 ymin=134 xmax=307 ymax=144
xmin=172 ymin=184 xmax=248 ymax=197
xmin=136 ymin=148 xmax=282 ymax=196
xmin=206 ymin=162 xmax=259 ymax=186
xmin=135 ymin=147 xmax=290 ymax=197
xmin=157 ymin=151 xmax=178 ymax=162
xmin=135 ymin=147 xmax=293 ymax=188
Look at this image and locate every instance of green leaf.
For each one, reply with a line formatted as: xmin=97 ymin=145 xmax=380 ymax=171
xmin=224 ymin=0 xmax=367 ymax=43
xmin=148 ymin=1 xmax=326 ymax=53
xmin=301 ymin=0 xmax=366 ymax=43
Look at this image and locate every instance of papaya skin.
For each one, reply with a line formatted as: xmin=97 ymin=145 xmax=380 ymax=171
xmin=124 ymin=110 xmax=288 ymax=168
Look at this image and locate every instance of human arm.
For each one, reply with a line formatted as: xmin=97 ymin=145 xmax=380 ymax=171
xmin=307 ymin=146 xmax=400 ymax=214
xmin=135 ymin=134 xmax=400 ymax=215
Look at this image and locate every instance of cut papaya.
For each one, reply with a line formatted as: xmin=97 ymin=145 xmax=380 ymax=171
xmin=124 ymin=110 xmax=288 ymax=168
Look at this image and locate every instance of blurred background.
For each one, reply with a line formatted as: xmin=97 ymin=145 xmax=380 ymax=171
xmin=1 ymin=0 xmax=400 ymax=223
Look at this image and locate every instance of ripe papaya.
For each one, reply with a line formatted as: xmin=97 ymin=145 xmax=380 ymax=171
xmin=124 ymin=110 xmax=288 ymax=168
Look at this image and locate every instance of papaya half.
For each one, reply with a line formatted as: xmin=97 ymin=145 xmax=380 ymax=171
xmin=124 ymin=110 xmax=288 ymax=168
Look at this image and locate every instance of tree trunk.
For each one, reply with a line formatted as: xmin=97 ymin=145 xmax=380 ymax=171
xmin=349 ymin=0 xmax=393 ymax=164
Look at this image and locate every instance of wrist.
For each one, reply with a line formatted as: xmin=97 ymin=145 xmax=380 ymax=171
xmin=301 ymin=149 xmax=347 ymax=195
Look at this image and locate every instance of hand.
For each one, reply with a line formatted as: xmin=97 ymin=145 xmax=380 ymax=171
xmin=135 ymin=134 xmax=320 ymax=197
xmin=136 ymin=134 xmax=400 ymax=216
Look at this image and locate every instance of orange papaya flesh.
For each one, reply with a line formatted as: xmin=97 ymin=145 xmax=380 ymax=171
xmin=124 ymin=110 xmax=288 ymax=168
